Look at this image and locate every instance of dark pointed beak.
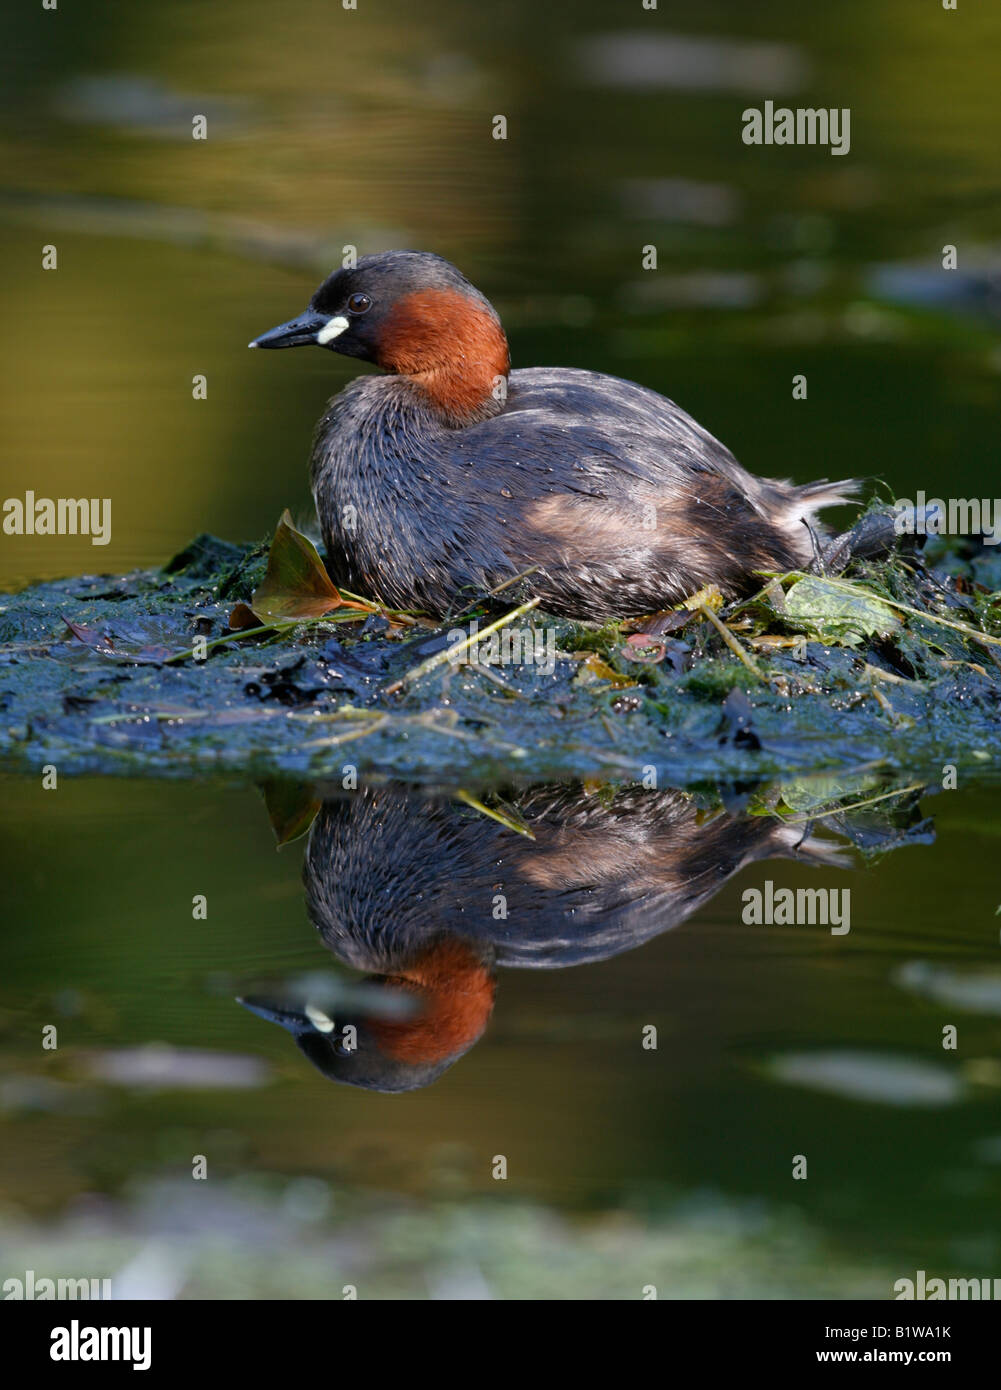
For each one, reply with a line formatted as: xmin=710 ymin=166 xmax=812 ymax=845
xmin=237 ymin=995 xmax=318 ymax=1035
xmin=239 ymin=995 xmax=350 ymax=1083
xmin=248 ymin=311 xmax=328 ymax=350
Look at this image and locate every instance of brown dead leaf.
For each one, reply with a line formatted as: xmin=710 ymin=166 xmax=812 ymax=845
xmin=228 ymin=510 xmax=378 ymax=629
xmin=227 ymin=602 xmax=260 ymax=632
xmin=620 ymin=634 xmax=669 ymax=664
xmin=261 ymin=779 xmax=322 ymax=847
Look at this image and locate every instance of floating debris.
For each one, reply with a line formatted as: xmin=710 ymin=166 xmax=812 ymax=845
xmin=894 ymin=961 xmax=1001 ymax=1017
xmin=765 ymin=1050 xmax=965 ymax=1106
xmin=81 ymin=1045 xmax=271 ymax=1090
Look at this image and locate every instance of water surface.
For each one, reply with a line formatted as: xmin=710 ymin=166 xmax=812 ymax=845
xmin=2 ymin=774 xmax=999 ymax=1296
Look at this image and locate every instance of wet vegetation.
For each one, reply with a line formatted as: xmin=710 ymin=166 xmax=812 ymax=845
xmin=2 ymin=511 xmax=999 ymax=788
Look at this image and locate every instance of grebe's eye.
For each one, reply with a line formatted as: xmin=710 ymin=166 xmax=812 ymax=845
xmin=347 ymin=293 xmax=372 ymax=315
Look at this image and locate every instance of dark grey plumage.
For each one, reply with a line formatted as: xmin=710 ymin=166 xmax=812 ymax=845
xmin=250 ymin=251 xmax=858 ymax=619
xmin=311 ymin=366 xmax=856 ymax=618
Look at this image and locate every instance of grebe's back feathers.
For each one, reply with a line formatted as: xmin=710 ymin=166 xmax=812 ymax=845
xmin=311 ymin=364 xmax=858 ymax=616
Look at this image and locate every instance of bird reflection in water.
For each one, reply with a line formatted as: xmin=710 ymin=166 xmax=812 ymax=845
xmin=240 ymin=784 xmax=848 ymax=1092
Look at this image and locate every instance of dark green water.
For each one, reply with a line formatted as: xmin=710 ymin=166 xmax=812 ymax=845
xmin=1 ymin=0 xmax=1000 ymax=1297
xmin=1 ymin=773 xmax=1000 ymax=1297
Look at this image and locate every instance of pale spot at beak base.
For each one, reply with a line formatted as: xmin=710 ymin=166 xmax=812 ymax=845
xmin=317 ymin=315 xmax=350 ymax=345
xmin=305 ymin=1003 xmax=335 ymax=1033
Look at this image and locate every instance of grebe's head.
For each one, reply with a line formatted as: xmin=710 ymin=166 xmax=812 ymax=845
xmin=249 ymin=250 xmax=510 ymax=424
xmin=238 ymin=938 xmax=496 ymax=1093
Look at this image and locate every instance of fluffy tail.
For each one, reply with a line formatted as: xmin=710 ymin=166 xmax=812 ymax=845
xmin=790 ymin=477 xmax=861 ymax=520
xmin=772 ymin=821 xmax=854 ymax=870
xmin=775 ymin=477 xmax=861 ymax=565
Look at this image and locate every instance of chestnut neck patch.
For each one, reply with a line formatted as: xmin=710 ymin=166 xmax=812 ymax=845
xmin=370 ymin=938 xmax=496 ymax=1063
xmin=377 ymin=287 xmax=510 ymax=426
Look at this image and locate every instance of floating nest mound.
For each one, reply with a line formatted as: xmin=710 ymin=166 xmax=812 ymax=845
xmin=1 ymin=507 xmax=999 ymax=788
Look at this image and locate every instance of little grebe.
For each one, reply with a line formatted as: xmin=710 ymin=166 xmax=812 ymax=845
xmin=251 ymin=251 xmax=856 ymax=618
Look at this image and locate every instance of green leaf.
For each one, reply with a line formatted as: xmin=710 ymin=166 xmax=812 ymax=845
xmin=781 ymin=575 xmax=901 ymax=647
xmin=771 ymin=770 xmax=879 ymax=813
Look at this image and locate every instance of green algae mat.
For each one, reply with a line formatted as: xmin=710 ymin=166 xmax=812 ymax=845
xmin=1 ymin=517 xmax=999 ymax=789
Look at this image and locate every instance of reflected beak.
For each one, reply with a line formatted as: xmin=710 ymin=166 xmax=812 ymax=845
xmin=237 ymin=995 xmax=323 ymax=1035
xmin=239 ymin=996 xmax=350 ymax=1083
xmin=248 ymin=311 xmax=330 ymax=350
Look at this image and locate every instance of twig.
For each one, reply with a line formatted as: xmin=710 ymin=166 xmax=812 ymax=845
xmin=473 ymin=662 xmax=519 ymax=694
xmin=167 ymin=601 xmax=414 ymax=666
xmin=301 ymin=714 xmax=390 ymax=749
xmin=90 ymin=709 xmax=209 ymax=724
xmin=450 ymin=566 xmax=541 ymax=621
xmin=456 ymin=790 xmax=535 ymax=839
xmin=384 ymin=597 xmax=541 ymax=693
xmin=695 ymin=600 xmax=765 ymax=681
xmin=803 ymin=519 xmax=827 ymax=576
xmin=167 ymin=621 xmax=295 ymax=664
xmin=335 ymin=590 xmax=420 ymax=625
xmin=286 ymin=705 xmax=386 ymax=723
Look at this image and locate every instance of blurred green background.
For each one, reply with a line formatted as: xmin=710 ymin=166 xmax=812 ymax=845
xmin=2 ymin=0 xmax=1000 ymax=586
xmin=1 ymin=0 xmax=1000 ymax=1299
